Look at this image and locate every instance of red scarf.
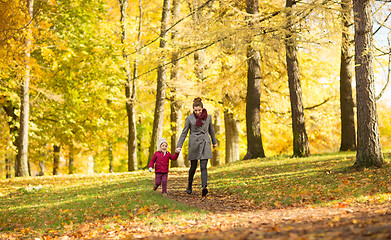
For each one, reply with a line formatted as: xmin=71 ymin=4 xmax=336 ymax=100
xmin=194 ymin=109 xmax=207 ymax=127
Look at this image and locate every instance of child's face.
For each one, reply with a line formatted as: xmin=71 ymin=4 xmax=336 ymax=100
xmin=160 ymin=142 xmax=168 ymax=152
xmin=194 ymin=106 xmax=202 ymax=116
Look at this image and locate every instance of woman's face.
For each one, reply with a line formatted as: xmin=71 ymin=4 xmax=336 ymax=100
xmin=193 ymin=106 xmax=202 ymax=116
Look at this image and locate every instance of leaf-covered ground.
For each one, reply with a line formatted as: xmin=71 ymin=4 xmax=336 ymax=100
xmin=1 ymin=151 xmax=390 ymax=239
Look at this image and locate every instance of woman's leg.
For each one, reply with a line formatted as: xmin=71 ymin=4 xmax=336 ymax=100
xmin=200 ymin=159 xmax=208 ymax=190
xmin=187 ymin=160 xmax=197 ymax=193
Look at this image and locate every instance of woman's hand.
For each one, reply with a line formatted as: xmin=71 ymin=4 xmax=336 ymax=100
xmin=175 ymin=148 xmax=182 ymax=153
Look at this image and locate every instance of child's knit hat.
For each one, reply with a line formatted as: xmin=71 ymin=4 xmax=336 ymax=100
xmin=157 ymin=138 xmax=168 ymax=151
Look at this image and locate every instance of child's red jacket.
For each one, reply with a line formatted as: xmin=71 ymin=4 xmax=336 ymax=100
xmin=149 ymin=151 xmax=179 ymax=173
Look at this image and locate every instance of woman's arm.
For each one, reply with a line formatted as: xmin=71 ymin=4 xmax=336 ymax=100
xmin=208 ymin=116 xmax=217 ymax=146
xmin=177 ymin=116 xmax=190 ymax=148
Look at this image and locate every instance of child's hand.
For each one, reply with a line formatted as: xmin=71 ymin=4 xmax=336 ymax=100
xmin=175 ymin=148 xmax=181 ymax=153
xmin=149 ymin=167 xmax=153 ymax=172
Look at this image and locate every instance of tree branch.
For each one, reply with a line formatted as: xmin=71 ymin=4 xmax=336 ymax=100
xmin=129 ymin=0 xmax=214 ymax=55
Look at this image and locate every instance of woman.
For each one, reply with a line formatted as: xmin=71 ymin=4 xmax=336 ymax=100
xmin=176 ymin=97 xmax=217 ymax=197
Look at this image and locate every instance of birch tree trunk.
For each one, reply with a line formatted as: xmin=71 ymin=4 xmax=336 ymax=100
xmin=15 ymin=0 xmax=33 ymax=177
xmin=119 ymin=0 xmax=137 ymax=171
xmin=148 ymin=0 xmax=172 ymax=164
xmin=285 ymin=0 xmax=310 ymax=157
xmin=340 ymin=0 xmax=356 ymax=151
xmin=353 ymin=0 xmax=384 ymax=168
xmin=169 ymin=0 xmax=185 ymax=168
xmin=243 ymin=0 xmax=266 ymax=160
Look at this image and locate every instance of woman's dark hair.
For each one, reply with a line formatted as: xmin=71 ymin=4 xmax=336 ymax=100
xmin=193 ymin=97 xmax=203 ymax=108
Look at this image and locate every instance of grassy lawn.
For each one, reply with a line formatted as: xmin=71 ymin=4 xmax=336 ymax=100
xmin=0 ymin=171 xmax=204 ymax=238
xmin=209 ymin=150 xmax=391 ymax=208
xmin=1 ymin=150 xmax=390 ymax=238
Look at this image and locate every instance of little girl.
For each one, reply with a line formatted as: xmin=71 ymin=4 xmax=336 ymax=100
xmin=149 ymin=138 xmax=180 ymax=196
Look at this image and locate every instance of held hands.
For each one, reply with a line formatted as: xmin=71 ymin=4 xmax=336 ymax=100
xmin=149 ymin=167 xmax=153 ymax=172
xmin=175 ymin=148 xmax=181 ymax=153
xmin=213 ymin=143 xmax=218 ymax=148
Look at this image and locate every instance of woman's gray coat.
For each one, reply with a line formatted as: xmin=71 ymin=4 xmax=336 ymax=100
xmin=177 ymin=114 xmax=217 ymax=160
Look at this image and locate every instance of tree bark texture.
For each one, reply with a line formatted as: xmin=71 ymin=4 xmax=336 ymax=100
xmin=353 ymin=0 xmax=384 ymax=168
xmin=243 ymin=0 xmax=265 ymax=160
xmin=148 ymin=0 xmax=172 ymax=164
xmin=38 ymin=161 xmax=45 ymax=176
xmin=6 ymin=154 xmax=12 ymax=178
xmin=15 ymin=0 xmax=33 ymax=177
xmin=69 ymin=144 xmax=75 ymax=174
xmin=169 ymin=0 xmax=185 ymax=168
xmin=224 ymin=109 xmax=240 ymax=164
xmin=339 ymin=0 xmax=356 ymax=151
xmin=53 ymin=145 xmax=60 ymax=175
xmin=3 ymin=102 xmax=18 ymax=148
xmin=211 ymin=111 xmax=220 ymax=166
xmin=285 ymin=0 xmax=310 ymax=157
xmin=119 ymin=0 xmax=138 ymax=171
xmin=170 ymin=99 xmax=185 ymax=167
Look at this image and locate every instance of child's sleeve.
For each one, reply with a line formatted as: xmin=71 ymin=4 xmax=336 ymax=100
xmin=170 ymin=152 xmax=179 ymax=161
xmin=149 ymin=153 xmax=157 ymax=168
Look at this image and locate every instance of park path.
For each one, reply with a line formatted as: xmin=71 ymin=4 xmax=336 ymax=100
xmin=142 ymin=169 xmax=391 ymax=240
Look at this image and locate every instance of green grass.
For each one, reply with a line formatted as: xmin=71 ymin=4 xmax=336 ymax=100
xmin=0 ymin=171 xmax=203 ymax=238
xmin=1 ymin=150 xmax=390 ymax=238
xmin=208 ymin=150 xmax=391 ymax=208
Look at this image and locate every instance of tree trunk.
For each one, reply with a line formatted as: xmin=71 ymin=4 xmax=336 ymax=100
xmin=353 ymin=0 xmax=384 ymax=168
xmin=340 ymin=0 xmax=356 ymax=151
xmin=3 ymin=102 xmax=19 ymax=148
xmin=53 ymin=145 xmax=60 ymax=175
xmin=243 ymin=0 xmax=265 ymax=160
xmin=88 ymin=155 xmax=95 ymax=174
xmin=285 ymin=0 xmax=310 ymax=157
xmin=108 ymin=141 xmax=114 ymax=173
xmin=38 ymin=161 xmax=45 ymax=176
xmin=69 ymin=144 xmax=75 ymax=174
xmin=193 ymin=0 xmax=205 ymax=81
xmin=5 ymin=154 xmax=12 ymax=178
xmin=148 ymin=0 xmax=172 ymax=164
xmin=211 ymin=111 xmax=221 ymax=166
xmin=224 ymin=109 xmax=240 ymax=164
xmin=15 ymin=0 xmax=33 ymax=177
xmin=170 ymin=99 xmax=185 ymax=167
xmin=119 ymin=0 xmax=138 ymax=171
xmin=169 ymin=0 xmax=185 ymax=168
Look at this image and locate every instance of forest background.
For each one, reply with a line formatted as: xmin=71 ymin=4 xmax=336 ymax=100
xmin=0 ymin=0 xmax=391 ymax=178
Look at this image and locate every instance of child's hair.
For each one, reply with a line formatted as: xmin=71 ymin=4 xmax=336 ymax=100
xmin=193 ymin=97 xmax=203 ymax=108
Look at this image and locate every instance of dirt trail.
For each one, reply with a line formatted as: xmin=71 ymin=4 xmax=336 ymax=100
xmin=147 ymin=169 xmax=391 ymax=240
xmin=166 ymin=169 xmax=260 ymax=213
